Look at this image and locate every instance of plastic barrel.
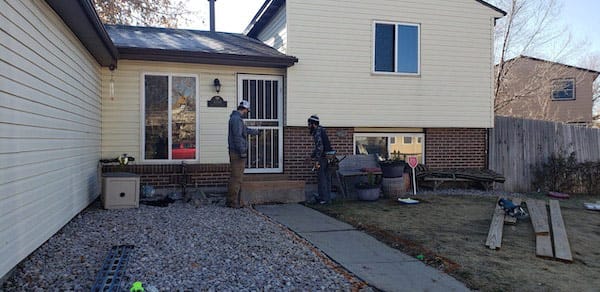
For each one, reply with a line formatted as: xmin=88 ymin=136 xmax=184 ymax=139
xmin=381 ymin=177 xmax=405 ymax=199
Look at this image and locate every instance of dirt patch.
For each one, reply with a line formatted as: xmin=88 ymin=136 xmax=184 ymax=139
xmin=311 ymin=193 xmax=600 ymax=291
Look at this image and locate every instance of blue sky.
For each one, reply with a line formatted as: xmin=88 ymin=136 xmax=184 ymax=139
xmin=559 ymin=0 xmax=600 ymax=55
xmin=183 ymin=0 xmax=600 ymax=63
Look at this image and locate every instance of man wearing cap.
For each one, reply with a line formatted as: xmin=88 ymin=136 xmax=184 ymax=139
xmin=227 ymin=100 xmax=259 ymax=208
xmin=308 ymin=115 xmax=333 ymax=204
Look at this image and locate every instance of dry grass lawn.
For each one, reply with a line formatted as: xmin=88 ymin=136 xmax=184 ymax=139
xmin=311 ymin=192 xmax=600 ymax=292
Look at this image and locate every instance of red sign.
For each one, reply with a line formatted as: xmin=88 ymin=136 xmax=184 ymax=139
xmin=408 ymin=156 xmax=419 ymax=169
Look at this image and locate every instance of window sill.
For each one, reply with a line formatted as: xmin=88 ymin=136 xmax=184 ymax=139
xmin=371 ymin=71 xmax=421 ymax=77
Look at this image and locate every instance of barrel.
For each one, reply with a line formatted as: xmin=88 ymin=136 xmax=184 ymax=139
xmin=381 ymin=177 xmax=405 ymax=199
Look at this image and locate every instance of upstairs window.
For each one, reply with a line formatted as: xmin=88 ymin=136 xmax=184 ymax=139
xmin=551 ymin=78 xmax=575 ymax=100
xmin=374 ymin=22 xmax=420 ymax=74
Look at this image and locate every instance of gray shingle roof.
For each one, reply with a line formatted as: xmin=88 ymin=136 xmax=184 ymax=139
xmin=105 ymin=24 xmax=297 ymax=68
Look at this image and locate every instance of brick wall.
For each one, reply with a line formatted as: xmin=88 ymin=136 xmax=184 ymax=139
xmin=284 ymin=127 xmax=354 ymax=183
xmin=102 ymin=163 xmax=230 ymax=188
xmin=103 ymin=128 xmax=488 ymax=187
xmin=425 ymin=128 xmax=488 ymax=169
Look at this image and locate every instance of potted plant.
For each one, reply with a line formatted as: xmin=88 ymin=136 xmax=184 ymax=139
xmin=379 ymin=151 xmax=406 ymax=178
xmin=355 ymin=171 xmax=381 ymax=201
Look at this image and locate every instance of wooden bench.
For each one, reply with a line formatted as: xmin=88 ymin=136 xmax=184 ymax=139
xmin=335 ymin=154 xmax=381 ymax=200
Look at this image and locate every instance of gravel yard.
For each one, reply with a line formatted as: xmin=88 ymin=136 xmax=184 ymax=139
xmin=2 ymin=200 xmax=356 ymax=291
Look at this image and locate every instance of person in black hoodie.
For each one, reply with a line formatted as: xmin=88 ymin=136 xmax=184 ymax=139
xmin=308 ymin=115 xmax=333 ymax=204
xmin=227 ymin=100 xmax=259 ymax=208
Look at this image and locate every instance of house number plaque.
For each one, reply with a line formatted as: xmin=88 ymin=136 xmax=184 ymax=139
xmin=207 ymin=96 xmax=227 ymax=107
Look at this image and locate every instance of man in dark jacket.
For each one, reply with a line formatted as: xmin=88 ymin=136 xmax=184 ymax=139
xmin=227 ymin=100 xmax=259 ymax=208
xmin=308 ymin=115 xmax=333 ymax=204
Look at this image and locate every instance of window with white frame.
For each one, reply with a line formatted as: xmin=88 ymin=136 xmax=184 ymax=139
xmin=143 ymin=74 xmax=198 ymax=161
xmin=551 ymin=78 xmax=575 ymax=100
xmin=354 ymin=133 xmax=424 ymax=163
xmin=374 ymin=22 xmax=420 ymax=74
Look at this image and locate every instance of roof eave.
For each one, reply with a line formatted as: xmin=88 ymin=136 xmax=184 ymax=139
xmin=513 ymin=55 xmax=600 ymax=75
xmin=117 ymin=48 xmax=298 ymax=68
xmin=475 ymin=0 xmax=507 ymax=17
xmin=45 ymin=0 xmax=118 ymax=67
xmin=244 ymin=0 xmax=285 ymax=38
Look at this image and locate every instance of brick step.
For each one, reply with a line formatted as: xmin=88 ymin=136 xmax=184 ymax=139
xmin=241 ymin=180 xmax=305 ymax=205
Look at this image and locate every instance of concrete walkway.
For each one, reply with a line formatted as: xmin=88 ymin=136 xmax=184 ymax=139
xmin=255 ymin=203 xmax=469 ymax=292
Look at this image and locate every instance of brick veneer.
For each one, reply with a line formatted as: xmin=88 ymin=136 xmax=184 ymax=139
xmin=283 ymin=127 xmax=354 ymax=184
xmin=102 ymin=163 xmax=230 ymax=188
xmin=103 ymin=127 xmax=487 ymax=187
xmin=425 ymin=128 xmax=488 ymax=169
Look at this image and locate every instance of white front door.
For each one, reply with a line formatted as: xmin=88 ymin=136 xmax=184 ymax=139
xmin=237 ymin=74 xmax=283 ymax=173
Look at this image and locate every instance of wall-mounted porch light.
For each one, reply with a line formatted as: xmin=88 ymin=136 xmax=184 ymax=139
xmin=213 ymin=78 xmax=221 ymax=93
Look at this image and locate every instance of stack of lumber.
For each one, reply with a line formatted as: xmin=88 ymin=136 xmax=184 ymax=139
xmin=485 ymin=198 xmax=572 ymax=262
xmin=415 ymin=166 xmax=506 ymax=183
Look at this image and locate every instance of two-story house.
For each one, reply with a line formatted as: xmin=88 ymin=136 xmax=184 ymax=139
xmin=495 ymin=55 xmax=600 ymax=125
xmin=0 ymin=0 xmax=503 ymax=279
xmin=244 ymin=0 xmax=505 ymax=182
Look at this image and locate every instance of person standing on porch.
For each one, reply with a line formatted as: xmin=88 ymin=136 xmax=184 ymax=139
xmin=227 ymin=100 xmax=259 ymax=208
xmin=308 ymin=115 xmax=333 ymax=204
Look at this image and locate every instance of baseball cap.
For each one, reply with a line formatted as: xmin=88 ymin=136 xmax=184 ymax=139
xmin=239 ymin=100 xmax=251 ymax=110
xmin=308 ymin=115 xmax=319 ymax=123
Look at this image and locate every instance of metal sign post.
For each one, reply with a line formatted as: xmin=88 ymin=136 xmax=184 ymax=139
xmin=407 ymin=156 xmax=418 ymax=195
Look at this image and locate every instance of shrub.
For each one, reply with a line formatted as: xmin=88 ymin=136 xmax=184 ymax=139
xmin=532 ymin=151 xmax=600 ymax=195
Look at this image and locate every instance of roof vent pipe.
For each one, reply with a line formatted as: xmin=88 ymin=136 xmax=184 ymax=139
xmin=208 ymin=0 xmax=216 ymax=32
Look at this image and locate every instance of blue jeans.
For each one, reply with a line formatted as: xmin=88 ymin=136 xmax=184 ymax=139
xmin=317 ymin=157 xmax=331 ymax=202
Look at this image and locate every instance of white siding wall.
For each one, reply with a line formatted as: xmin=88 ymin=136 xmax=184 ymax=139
xmin=285 ymin=0 xmax=503 ymax=127
xmin=0 ymin=0 xmax=102 ymax=279
xmin=257 ymin=4 xmax=287 ymax=53
xmin=101 ymin=61 xmax=284 ymax=164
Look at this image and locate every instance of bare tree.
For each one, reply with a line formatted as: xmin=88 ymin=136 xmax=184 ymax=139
xmin=490 ymin=0 xmax=587 ymax=114
xmin=93 ymin=0 xmax=197 ymax=28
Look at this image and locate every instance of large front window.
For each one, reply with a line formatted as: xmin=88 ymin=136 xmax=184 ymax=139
xmin=143 ymin=74 xmax=197 ymax=161
xmin=374 ymin=22 xmax=420 ymax=74
xmin=355 ymin=133 xmax=424 ymax=163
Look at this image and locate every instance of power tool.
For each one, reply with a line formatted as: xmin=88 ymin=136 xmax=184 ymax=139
xmin=498 ymin=198 xmax=529 ymax=220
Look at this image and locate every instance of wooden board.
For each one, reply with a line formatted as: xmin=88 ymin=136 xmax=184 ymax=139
xmin=549 ymin=200 xmax=573 ymax=262
xmin=485 ymin=199 xmax=505 ymax=250
xmin=536 ymin=234 xmax=554 ymax=258
xmin=504 ymin=198 xmax=522 ymax=224
xmin=527 ymin=199 xmax=550 ymax=235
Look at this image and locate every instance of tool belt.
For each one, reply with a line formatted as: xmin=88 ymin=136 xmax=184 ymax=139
xmin=324 ymin=150 xmax=343 ymax=171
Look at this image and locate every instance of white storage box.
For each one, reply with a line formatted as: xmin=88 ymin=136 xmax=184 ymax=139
xmin=101 ymin=172 xmax=140 ymax=209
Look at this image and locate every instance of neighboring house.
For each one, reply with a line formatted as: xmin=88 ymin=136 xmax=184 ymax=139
xmin=1 ymin=0 xmax=504 ymax=279
xmin=495 ymin=56 xmax=600 ymax=125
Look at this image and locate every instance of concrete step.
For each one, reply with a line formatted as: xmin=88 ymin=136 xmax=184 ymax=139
xmin=241 ymin=180 xmax=305 ymax=205
xmin=244 ymin=174 xmax=290 ymax=181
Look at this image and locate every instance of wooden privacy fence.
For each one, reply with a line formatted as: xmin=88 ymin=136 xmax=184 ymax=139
xmin=489 ymin=116 xmax=600 ymax=192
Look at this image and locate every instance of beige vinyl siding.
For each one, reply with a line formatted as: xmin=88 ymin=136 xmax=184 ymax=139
xmin=256 ymin=4 xmax=287 ymax=53
xmin=101 ymin=60 xmax=284 ymax=164
xmin=0 ymin=0 xmax=101 ymax=279
xmin=285 ymin=0 xmax=502 ymax=127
